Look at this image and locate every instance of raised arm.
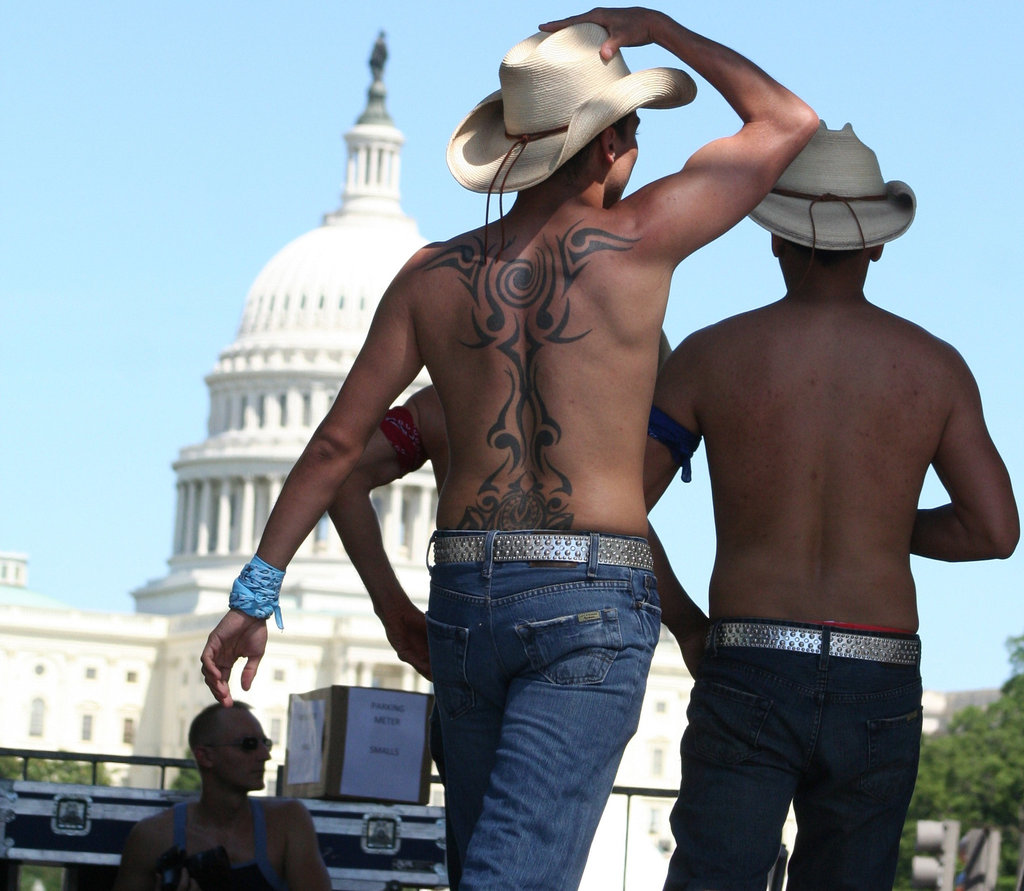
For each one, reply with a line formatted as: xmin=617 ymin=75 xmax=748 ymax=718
xmin=328 ymin=389 xmax=443 ymax=680
xmin=541 ymin=7 xmax=818 ymax=260
xmin=911 ymin=358 xmax=1018 ymax=561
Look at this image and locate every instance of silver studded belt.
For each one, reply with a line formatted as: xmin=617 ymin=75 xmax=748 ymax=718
xmin=709 ymin=620 xmax=920 ymax=666
xmin=431 ymin=531 xmax=654 ymax=571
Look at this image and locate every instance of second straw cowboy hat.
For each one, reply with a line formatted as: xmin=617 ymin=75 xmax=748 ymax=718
xmin=446 ymin=23 xmax=697 ymax=194
xmin=749 ymin=121 xmax=916 ymax=250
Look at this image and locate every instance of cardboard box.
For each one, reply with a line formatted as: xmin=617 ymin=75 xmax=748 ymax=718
xmin=283 ymin=685 xmax=434 ymax=804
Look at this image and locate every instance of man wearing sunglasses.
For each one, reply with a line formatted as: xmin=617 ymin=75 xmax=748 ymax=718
xmin=114 ymin=702 xmax=330 ymax=890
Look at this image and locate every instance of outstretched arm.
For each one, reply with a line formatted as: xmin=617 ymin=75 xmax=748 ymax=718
xmin=541 ymin=7 xmax=818 ymax=261
xmin=911 ymin=360 xmax=1018 ymax=561
xmin=328 ymin=400 xmax=434 ymax=680
xmin=200 ymin=258 xmax=427 ymax=703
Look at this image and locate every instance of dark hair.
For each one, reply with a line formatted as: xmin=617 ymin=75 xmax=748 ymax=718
xmin=784 ymin=240 xmax=864 ymax=266
xmin=188 ymin=701 xmax=252 ymax=754
xmin=558 ymin=114 xmax=634 ymax=183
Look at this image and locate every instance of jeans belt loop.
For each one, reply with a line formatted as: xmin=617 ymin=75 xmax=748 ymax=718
xmin=587 ymin=532 xmax=600 ymax=579
xmin=820 ymin=624 xmax=831 ymax=670
xmin=481 ymin=530 xmax=497 ymax=579
xmin=705 ymin=619 xmax=722 ymax=657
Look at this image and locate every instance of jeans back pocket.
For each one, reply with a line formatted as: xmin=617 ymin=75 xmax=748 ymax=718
xmin=516 ymin=608 xmax=622 ymax=685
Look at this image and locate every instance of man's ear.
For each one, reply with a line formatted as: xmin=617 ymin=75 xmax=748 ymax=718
xmin=869 ymin=244 xmax=884 ymax=262
xmin=599 ymin=125 xmax=618 ymax=164
xmin=771 ymin=234 xmax=785 ymax=258
xmin=193 ymin=745 xmax=214 ymax=769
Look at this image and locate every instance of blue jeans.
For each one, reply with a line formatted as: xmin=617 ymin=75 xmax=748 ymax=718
xmin=429 ymin=705 xmax=462 ymax=889
xmin=426 ymin=532 xmax=660 ymax=891
xmin=664 ymin=620 xmax=923 ymax=891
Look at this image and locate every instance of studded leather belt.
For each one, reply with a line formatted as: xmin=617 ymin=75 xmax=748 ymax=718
xmin=431 ymin=531 xmax=654 ymax=571
xmin=708 ymin=620 xmax=920 ymax=666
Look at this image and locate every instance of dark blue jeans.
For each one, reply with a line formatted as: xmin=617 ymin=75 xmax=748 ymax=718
xmin=664 ymin=622 xmax=922 ymax=891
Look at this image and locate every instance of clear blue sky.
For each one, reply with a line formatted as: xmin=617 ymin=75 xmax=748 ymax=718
xmin=2 ymin=2 xmax=1021 ymax=692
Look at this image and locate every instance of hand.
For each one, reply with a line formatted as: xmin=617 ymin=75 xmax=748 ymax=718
xmin=539 ymin=7 xmax=664 ymax=61
xmin=200 ymin=610 xmax=269 ymax=706
xmin=675 ymin=630 xmax=706 ymax=678
xmin=379 ymin=603 xmax=432 ymax=681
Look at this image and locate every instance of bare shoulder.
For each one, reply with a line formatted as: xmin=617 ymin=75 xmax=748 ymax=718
xmin=878 ymin=307 xmax=976 ymax=381
xmin=404 ymin=233 xmax=481 ymax=276
xmin=124 ymin=806 xmax=175 ymax=848
xmin=262 ymin=797 xmax=316 ymax=831
xmin=662 ymin=309 xmax=761 ymax=370
xmin=113 ymin=808 xmax=176 ymax=890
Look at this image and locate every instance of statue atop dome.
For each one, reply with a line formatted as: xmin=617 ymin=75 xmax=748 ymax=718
xmin=370 ymin=31 xmax=387 ymax=83
xmin=357 ymin=31 xmax=392 ymax=126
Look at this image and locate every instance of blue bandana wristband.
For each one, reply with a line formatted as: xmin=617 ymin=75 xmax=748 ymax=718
xmin=229 ymin=555 xmax=285 ymax=630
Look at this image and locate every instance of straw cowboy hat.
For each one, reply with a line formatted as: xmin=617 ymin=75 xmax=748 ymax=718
xmin=446 ymin=23 xmax=697 ymax=194
xmin=749 ymin=121 xmax=916 ymax=250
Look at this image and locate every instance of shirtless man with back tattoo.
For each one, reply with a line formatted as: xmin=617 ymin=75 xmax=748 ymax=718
xmin=200 ymin=8 xmax=817 ymax=888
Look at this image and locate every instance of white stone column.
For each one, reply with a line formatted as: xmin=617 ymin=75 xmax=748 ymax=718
xmin=268 ymin=476 xmax=283 ymax=513
xmin=172 ymin=482 xmax=186 ymax=556
xmin=239 ymin=478 xmax=256 ymax=554
xmin=252 ymin=478 xmax=268 ymax=544
xmin=285 ymin=389 xmax=302 ymax=430
xmin=230 ymin=392 xmax=243 ymax=431
xmin=216 ymin=482 xmax=232 ymax=555
xmin=181 ymin=481 xmax=197 ymax=556
xmin=383 ymin=483 xmax=401 ymax=555
xmin=311 ymin=386 xmax=330 ymax=426
xmin=242 ymin=394 xmax=256 ymax=430
xmin=415 ymin=480 xmax=434 ymax=557
xmin=266 ymin=393 xmax=282 ymax=429
xmin=195 ymin=481 xmax=212 ymax=556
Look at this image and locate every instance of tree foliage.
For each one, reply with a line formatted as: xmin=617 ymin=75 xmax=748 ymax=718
xmin=0 ymin=755 xmax=111 ymax=786
xmin=170 ymin=750 xmax=201 ymax=793
xmin=892 ymin=638 xmax=1024 ymax=889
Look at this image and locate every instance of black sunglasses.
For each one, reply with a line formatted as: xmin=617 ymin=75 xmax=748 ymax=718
xmin=203 ymin=736 xmax=272 ymax=752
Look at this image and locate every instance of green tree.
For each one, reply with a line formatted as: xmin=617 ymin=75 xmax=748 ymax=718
xmin=0 ymin=755 xmax=111 ymax=786
xmin=893 ymin=637 xmax=1024 ymax=889
xmin=170 ymin=750 xmax=201 ymax=792
xmin=15 ymin=864 xmax=64 ymax=891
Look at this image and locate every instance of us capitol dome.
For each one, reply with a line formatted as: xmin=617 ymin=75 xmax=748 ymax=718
xmin=133 ymin=33 xmax=433 ymax=624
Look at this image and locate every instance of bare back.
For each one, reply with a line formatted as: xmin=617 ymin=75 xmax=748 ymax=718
xmin=408 ymin=205 xmax=671 ymax=536
xmin=660 ymin=296 xmax=972 ymax=630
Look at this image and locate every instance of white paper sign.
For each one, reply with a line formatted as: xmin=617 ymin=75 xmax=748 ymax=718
xmin=286 ymin=697 xmax=326 ymax=785
xmin=338 ymin=688 xmax=428 ymax=801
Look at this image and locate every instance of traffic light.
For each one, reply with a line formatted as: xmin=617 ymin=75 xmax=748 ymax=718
xmin=958 ymin=827 xmax=1001 ymax=891
xmin=912 ymin=819 xmax=960 ymax=890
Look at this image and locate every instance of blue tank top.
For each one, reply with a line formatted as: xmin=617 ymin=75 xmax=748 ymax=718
xmin=172 ymin=799 xmax=288 ymax=891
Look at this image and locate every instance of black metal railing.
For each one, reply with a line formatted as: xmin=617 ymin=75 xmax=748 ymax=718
xmin=0 ymin=746 xmax=195 ymax=789
xmin=4 ymin=748 xmax=786 ymax=890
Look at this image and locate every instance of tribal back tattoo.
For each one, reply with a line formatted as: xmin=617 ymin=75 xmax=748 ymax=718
xmin=426 ymin=221 xmax=637 ymax=530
